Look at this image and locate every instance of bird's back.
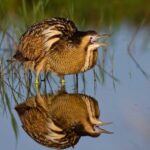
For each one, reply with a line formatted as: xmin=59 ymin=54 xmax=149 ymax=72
xmin=15 ymin=18 xmax=77 ymax=62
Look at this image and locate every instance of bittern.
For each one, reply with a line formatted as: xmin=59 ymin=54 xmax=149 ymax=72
xmin=13 ymin=17 xmax=108 ymax=87
xmin=15 ymin=91 xmax=112 ymax=149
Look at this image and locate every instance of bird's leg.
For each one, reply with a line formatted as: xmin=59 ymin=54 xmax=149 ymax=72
xmin=60 ymin=75 xmax=65 ymax=87
xmin=57 ymin=76 xmax=66 ymax=94
xmin=35 ymin=73 xmax=39 ymax=91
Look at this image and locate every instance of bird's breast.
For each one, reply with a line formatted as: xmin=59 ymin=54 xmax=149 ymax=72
xmin=44 ymin=47 xmax=98 ymax=75
xmin=45 ymin=48 xmax=86 ymax=74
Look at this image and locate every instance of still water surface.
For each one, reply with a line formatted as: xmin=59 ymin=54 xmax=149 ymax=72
xmin=0 ymin=23 xmax=150 ymax=150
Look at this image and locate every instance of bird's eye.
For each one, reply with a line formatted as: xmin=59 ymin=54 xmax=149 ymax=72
xmin=89 ymin=36 xmax=92 ymax=41
xmin=90 ymin=36 xmax=95 ymax=43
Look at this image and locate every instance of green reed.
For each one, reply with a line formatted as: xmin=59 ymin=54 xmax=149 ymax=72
xmin=0 ymin=58 xmax=19 ymax=139
xmin=1 ymin=0 xmax=150 ymax=32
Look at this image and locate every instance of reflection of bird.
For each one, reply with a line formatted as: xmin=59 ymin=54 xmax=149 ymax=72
xmin=15 ymin=91 xmax=112 ymax=149
xmin=13 ymin=17 xmax=108 ymax=87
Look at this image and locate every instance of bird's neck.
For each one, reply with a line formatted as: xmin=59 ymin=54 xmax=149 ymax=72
xmin=80 ymin=48 xmax=98 ymax=72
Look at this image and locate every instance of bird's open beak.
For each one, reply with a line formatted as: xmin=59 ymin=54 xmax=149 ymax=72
xmin=88 ymin=118 xmax=113 ymax=136
xmin=91 ymin=124 xmax=113 ymax=137
xmin=89 ymin=33 xmax=110 ymax=50
xmin=95 ymin=33 xmax=110 ymax=48
xmin=97 ymin=33 xmax=111 ymax=39
xmin=94 ymin=125 xmax=113 ymax=135
xmin=97 ymin=120 xmax=112 ymax=126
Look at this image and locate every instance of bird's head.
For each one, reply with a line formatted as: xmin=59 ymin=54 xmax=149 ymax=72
xmin=74 ymin=95 xmax=112 ymax=137
xmin=81 ymin=118 xmax=112 ymax=137
xmin=41 ymin=17 xmax=109 ymax=52
xmin=74 ymin=31 xmax=109 ymax=51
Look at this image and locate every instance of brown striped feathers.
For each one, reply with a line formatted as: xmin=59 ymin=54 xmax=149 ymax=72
xmin=14 ymin=17 xmax=108 ymax=78
xmin=15 ymin=91 xmax=112 ymax=149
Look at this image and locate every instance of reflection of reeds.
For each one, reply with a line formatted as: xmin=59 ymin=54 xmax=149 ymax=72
xmin=0 ymin=58 xmax=19 ymax=139
xmin=128 ymin=20 xmax=150 ymax=79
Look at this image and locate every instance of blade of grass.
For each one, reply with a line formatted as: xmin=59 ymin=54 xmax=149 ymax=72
xmin=0 ymin=60 xmax=6 ymax=111
xmin=10 ymin=112 xmax=19 ymax=139
xmin=4 ymin=86 xmax=19 ymax=139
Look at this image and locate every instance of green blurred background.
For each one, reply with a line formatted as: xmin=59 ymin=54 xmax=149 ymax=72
xmin=0 ymin=0 xmax=150 ymax=30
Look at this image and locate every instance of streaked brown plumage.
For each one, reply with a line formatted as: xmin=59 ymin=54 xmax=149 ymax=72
xmin=15 ymin=91 xmax=112 ymax=149
xmin=13 ymin=17 xmax=108 ymax=85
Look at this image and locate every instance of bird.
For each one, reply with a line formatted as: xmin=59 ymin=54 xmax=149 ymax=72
xmin=15 ymin=90 xmax=112 ymax=149
xmin=13 ymin=17 xmax=109 ymax=88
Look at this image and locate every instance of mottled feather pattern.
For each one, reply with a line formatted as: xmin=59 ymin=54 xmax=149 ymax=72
xmin=15 ymin=92 xmax=109 ymax=149
xmin=14 ymin=17 xmax=102 ymax=76
xmin=17 ymin=17 xmax=77 ymax=61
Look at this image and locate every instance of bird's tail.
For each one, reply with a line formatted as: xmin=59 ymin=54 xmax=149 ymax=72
xmin=13 ymin=51 xmax=22 ymax=60
xmin=7 ymin=58 xmax=17 ymax=63
xmin=2 ymin=51 xmax=22 ymax=76
xmin=7 ymin=51 xmax=25 ymax=63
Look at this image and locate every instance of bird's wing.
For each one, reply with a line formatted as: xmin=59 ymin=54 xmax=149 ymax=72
xmin=17 ymin=35 xmax=44 ymax=61
xmin=16 ymin=18 xmax=77 ymax=61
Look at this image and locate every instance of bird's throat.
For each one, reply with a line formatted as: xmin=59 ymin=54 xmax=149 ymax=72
xmin=81 ymin=49 xmax=98 ymax=72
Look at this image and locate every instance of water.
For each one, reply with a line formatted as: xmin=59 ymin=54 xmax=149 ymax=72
xmin=0 ymin=23 xmax=150 ymax=150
